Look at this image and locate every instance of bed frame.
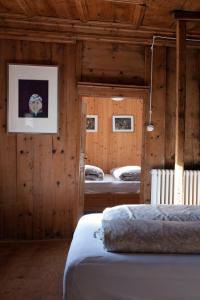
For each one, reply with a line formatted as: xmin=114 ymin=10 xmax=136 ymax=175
xmin=84 ymin=192 xmax=140 ymax=213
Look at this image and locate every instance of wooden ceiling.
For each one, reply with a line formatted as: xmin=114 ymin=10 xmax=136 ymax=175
xmin=0 ymin=0 xmax=200 ymax=44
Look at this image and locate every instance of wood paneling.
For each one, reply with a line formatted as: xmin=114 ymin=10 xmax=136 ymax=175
xmin=82 ymin=42 xmax=145 ymax=84
xmin=84 ymin=193 xmax=140 ymax=213
xmin=165 ymin=47 xmax=200 ymax=171
xmin=143 ymin=45 xmax=200 ymax=203
xmin=0 ymin=40 xmax=80 ymax=239
xmin=78 ymin=82 xmax=149 ymax=98
xmin=0 ymin=0 xmax=200 ymax=35
xmin=142 ymin=46 xmax=166 ymax=203
xmin=0 ymin=34 xmax=200 ymax=238
xmin=165 ymin=47 xmax=176 ymax=168
xmin=83 ymin=96 xmax=143 ymax=173
xmin=184 ymin=49 xmax=200 ymax=169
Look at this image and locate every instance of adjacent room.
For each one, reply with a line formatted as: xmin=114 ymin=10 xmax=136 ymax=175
xmin=0 ymin=1 xmax=200 ymax=300
xmin=83 ymin=96 xmax=143 ymax=212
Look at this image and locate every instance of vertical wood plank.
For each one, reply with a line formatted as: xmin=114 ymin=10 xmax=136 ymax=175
xmin=75 ymin=41 xmax=85 ymax=222
xmin=65 ymin=43 xmax=81 ymax=231
xmin=143 ymin=46 xmax=166 ymax=203
xmin=165 ymin=47 xmax=176 ymax=168
xmin=174 ymin=20 xmax=186 ymax=204
xmin=184 ymin=49 xmax=200 ymax=169
xmin=0 ymin=40 xmax=17 ymax=239
xmin=140 ymin=46 xmax=151 ymax=203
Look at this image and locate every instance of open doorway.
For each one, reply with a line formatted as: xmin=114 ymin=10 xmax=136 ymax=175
xmin=82 ymin=95 xmax=144 ymax=213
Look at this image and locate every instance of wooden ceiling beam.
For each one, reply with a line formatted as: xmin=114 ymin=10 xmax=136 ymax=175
xmin=0 ymin=12 xmax=177 ymax=32
xmin=0 ymin=27 xmax=150 ymax=45
xmin=77 ymin=82 xmax=149 ymax=98
xmin=74 ymin=0 xmax=89 ymax=22
xmin=0 ymin=13 xmax=200 ymax=46
xmin=173 ymin=10 xmax=200 ymax=21
xmin=174 ymin=20 xmax=186 ymax=204
xmin=15 ymin=0 xmax=34 ymax=17
xmin=0 ymin=27 xmax=75 ymax=44
xmin=104 ymin=0 xmax=145 ymax=4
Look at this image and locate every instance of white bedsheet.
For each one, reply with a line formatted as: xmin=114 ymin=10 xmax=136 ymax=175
xmin=85 ymin=174 xmax=140 ymax=194
xmin=63 ymin=213 xmax=200 ymax=300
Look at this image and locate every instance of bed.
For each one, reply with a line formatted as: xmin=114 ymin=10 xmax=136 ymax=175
xmin=84 ymin=171 xmax=140 ymax=213
xmin=85 ymin=174 xmax=140 ymax=194
xmin=63 ymin=213 xmax=200 ymax=300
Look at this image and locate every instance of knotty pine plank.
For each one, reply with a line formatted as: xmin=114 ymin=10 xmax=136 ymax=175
xmin=184 ymin=49 xmax=200 ymax=169
xmin=142 ymin=46 xmax=166 ymax=203
xmin=0 ymin=40 xmax=18 ymax=239
xmin=165 ymin=47 xmax=176 ymax=168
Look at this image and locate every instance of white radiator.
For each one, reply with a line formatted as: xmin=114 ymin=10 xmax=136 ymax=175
xmin=151 ymin=169 xmax=200 ymax=205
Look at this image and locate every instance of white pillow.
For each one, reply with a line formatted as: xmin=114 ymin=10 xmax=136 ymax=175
xmin=85 ymin=164 xmax=104 ymax=180
xmin=111 ymin=166 xmax=141 ymax=181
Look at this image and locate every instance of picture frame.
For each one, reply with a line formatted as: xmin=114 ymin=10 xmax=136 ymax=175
xmin=8 ymin=64 xmax=58 ymax=133
xmin=112 ymin=115 xmax=134 ymax=132
xmin=86 ymin=115 xmax=98 ymax=132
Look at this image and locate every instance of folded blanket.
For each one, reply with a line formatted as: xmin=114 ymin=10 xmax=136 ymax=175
xmin=85 ymin=164 xmax=104 ymax=181
xmin=111 ymin=166 xmax=141 ymax=181
xmin=102 ymin=205 xmax=200 ymax=253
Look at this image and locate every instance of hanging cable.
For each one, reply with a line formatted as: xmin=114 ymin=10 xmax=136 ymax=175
xmin=146 ymin=36 xmax=155 ymax=131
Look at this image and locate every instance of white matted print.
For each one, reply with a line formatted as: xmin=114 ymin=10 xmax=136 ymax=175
xmin=8 ymin=64 xmax=58 ymax=133
xmin=112 ymin=115 xmax=134 ymax=132
xmin=86 ymin=115 xmax=98 ymax=132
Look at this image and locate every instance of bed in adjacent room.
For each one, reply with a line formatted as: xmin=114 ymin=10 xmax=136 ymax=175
xmin=63 ymin=212 xmax=200 ymax=300
xmin=84 ymin=165 xmax=141 ymax=212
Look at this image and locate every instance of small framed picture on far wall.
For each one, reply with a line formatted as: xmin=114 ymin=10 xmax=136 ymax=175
xmin=112 ymin=115 xmax=134 ymax=132
xmin=86 ymin=115 xmax=98 ymax=132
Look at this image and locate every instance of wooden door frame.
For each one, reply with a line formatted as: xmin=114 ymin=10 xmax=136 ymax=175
xmin=77 ymin=81 xmax=149 ymax=208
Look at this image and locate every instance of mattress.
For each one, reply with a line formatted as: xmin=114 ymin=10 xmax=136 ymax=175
xmin=85 ymin=174 xmax=140 ymax=194
xmin=63 ymin=213 xmax=200 ymax=300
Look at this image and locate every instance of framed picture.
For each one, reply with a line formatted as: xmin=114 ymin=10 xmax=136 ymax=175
xmin=86 ymin=115 xmax=98 ymax=132
xmin=8 ymin=64 xmax=58 ymax=133
xmin=112 ymin=115 xmax=134 ymax=132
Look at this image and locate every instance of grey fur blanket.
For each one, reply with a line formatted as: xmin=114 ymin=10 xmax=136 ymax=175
xmin=102 ymin=205 xmax=200 ymax=253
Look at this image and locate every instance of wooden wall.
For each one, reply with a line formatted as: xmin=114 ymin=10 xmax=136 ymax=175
xmin=83 ymin=96 xmax=143 ymax=173
xmin=81 ymin=42 xmax=146 ymax=85
xmin=0 ymin=39 xmax=82 ymax=239
xmin=0 ymin=37 xmax=200 ymax=239
xmin=143 ymin=46 xmax=200 ymax=202
xmin=0 ymin=39 xmax=147 ymax=239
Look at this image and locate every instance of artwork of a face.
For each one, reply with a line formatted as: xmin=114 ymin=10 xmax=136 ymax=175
xmin=29 ymin=94 xmax=43 ymax=116
xmin=18 ymin=79 xmax=48 ymax=118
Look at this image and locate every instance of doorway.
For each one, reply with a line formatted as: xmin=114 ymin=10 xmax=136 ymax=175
xmin=82 ymin=96 xmax=143 ymax=213
xmin=77 ymin=82 xmax=149 ymax=217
